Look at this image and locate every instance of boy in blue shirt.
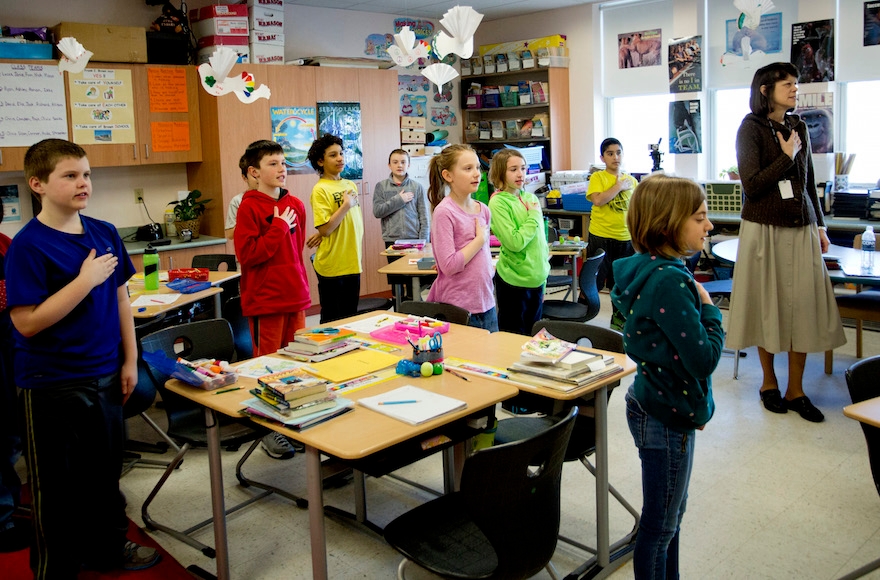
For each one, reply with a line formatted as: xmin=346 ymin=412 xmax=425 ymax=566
xmin=6 ymin=139 xmax=160 ymax=576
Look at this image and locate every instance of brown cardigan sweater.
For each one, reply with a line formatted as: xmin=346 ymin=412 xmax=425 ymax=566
xmin=735 ymin=112 xmax=825 ymax=228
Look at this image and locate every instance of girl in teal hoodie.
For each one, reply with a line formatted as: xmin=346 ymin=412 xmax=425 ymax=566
xmin=488 ymin=149 xmax=549 ymax=334
xmin=611 ymin=174 xmax=724 ymax=579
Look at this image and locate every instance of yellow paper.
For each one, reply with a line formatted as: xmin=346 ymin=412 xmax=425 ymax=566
xmin=306 ymin=350 xmax=401 ymax=383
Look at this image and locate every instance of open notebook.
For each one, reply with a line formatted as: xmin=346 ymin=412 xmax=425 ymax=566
xmin=357 ymin=385 xmax=466 ymax=425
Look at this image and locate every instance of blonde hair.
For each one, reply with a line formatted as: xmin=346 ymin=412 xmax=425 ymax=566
xmin=627 ymin=174 xmax=706 ymax=259
xmin=488 ymin=149 xmax=525 ymax=192
xmin=428 ymin=144 xmax=476 ymax=210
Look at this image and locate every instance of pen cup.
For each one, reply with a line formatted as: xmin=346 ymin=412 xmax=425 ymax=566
xmin=413 ymin=347 xmax=444 ymax=364
xmin=834 ymin=174 xmax=849 ymax=192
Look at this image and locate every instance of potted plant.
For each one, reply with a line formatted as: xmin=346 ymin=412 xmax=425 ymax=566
xmin=170 ymin=189 xmax=211 ymax=239
xmin=719 ymin=166 xmax=740 ymax=180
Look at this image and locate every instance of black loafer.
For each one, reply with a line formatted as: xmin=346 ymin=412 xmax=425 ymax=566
xmin=784 ymin=396 xmax=825 ymax=423
xmin=760 ymin=389 xmax=787 ymax=414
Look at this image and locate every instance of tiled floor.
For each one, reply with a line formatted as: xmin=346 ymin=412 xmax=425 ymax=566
xmin=119 ymin=292 xmax=880 ymax=579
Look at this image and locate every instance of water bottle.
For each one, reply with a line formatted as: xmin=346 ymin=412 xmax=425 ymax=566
xmin=143 ymin=245 xmax=160 ymax=291
xmin=862 ymin=226 xmax=876 ymax=271
xmin=164 ymin=205 xmax=176 ymax=238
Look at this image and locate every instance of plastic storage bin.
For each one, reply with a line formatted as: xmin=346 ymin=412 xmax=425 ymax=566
xmin=500 ymin=92 xmax=519 ymax=107
xmin=561 ymin=193 xmax=592 ymax=212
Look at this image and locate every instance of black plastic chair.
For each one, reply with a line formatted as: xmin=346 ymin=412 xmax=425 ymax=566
xmin=494 ymin=319 xmax=640 ymax=554
xmin=357 ymin=296 xmax=394 ymax=314
xmin=139 ymin=319 xmax=304 ymax=557
xmin=546 ymin=226 xmax=576 ymax=300
xmin=121 ymin=367 xmax=178 ymax=476
xmin=541 ymin=248 xmax=605 ymax=322
xmin=700 ymin=278 xmax=745 ymax=379
xmin=383 ymin=407 xmax=578 ymax=580
xmin=841 ymin=356 xmax=880 ymax=580
xmin=398 ymin=300 xmax=471 ymax=325
xmin=191 ymin=253 xmax=237 ymax=272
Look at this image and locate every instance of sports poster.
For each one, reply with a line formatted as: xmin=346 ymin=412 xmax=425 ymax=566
xmin=668 ymin=36 xmax=702 ymax=93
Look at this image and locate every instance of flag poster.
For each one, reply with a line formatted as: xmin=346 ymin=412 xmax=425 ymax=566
xmin=669 ymin=100 xmax=702 ymax=155
xmin=795 ymin=92 xmax=834 ymax=154
xmin=668 ymin=36 xmax=702 ymax=93
xmin=317 ymin=102 xmax=363 ymax=181
xmin=791 ymin=20 xmax=834 ymax=83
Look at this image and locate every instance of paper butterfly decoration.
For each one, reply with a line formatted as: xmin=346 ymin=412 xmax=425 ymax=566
xmin=421 ymin=63 xmax=459 ymax=94
xmin=197 ymin=46 xmax=271 ymax=103
xmin=56 ymin=37 xmax=93 ymax=74
xmin=388 ymin=26 xmax=431 ymax=67
xmin=733 ymin=0 xmax=775 ymax=31
xmin=434 ymin=6 xmax=484 ymax=60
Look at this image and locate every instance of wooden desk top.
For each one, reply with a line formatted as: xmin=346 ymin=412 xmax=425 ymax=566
xmin=844 ymin=397 xmax=880 ymax=428
xmin=377 ymin=252 xmax=437 ymax=276
xmin=129 ymin=271 xmax=239 ymax=318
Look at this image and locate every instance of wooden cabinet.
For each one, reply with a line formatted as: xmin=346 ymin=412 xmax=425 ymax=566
xmin=66 ymin=64 xmax=202 ymax=167
xmin=129 ymin=245 xmax=215 ymax=271
xmin=461 ymin=66 xmax=570 ymax=172
xmin=187 ymin=64 xmax=400 ymax=305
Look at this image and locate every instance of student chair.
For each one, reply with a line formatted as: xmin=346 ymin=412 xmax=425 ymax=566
xmin=826 ymin=290 xmax=880 ymax=374
xmin=398 ymin=300 xmax=471 ymax=325
xmin=545 ymin=226 xmax=576 ymax=300
xmin=190 ymin=253 xmax=252 ymax=361
xmin=139 ymin=319 xmax=304 ymax=557
xmin=356 ymin=296 xmax=394 ymax=315
xmin=700 ymin=278 xmax=746 ymax=379
xmin=541 ymin=248 xmax=605 ymax=322
xmin=383 ymin=407 xmax=578 ymax=580
xmin=191 ymin=253 xmax=237 ymax=272
xmin=494 ymin=320 xmax=640 ymax=554
xmin=841 ymin=356 xmax=880 ymax=579
xmin=120 ymin=370 xmax=177 ymax=476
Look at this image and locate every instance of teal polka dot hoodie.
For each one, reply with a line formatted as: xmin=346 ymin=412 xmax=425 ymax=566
xmin=611 ymin=252 xmax=725 ymax=431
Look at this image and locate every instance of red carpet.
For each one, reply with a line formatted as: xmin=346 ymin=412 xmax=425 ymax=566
xmin=2 ymin=519 xmax=197 ymax=580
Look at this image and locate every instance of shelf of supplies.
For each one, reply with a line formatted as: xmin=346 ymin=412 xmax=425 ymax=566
xmin=464 ymin=103 xmax=549 ymax=112
xmin=465 ymin=137 xmax=550 ymax=144
xmin=461 ymin=67 xmax=562 ymax=80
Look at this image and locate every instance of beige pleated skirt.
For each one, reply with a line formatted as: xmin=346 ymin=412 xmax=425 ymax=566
xmin=726 ymin=220 xmax=846 ymax=353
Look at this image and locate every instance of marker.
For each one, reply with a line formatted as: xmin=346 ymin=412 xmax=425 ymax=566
xmin=151 ymin=299 xmax=164 ymax=304
xmin=446 ymin=368 xmax=471 ymax=382
xmin=265 ymin=365 xmax=275 ymax=374
xmin=375 ymin=316 xmax=390 ymax=326
xmin=137 ymin=307 xmax=147 ymax=312
xmin=379 ymin=400 xmax=419 ymax=405
xmin=214 ymin=386 xmax=242 ymax=395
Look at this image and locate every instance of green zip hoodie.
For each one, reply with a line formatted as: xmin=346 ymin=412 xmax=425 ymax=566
xmin=488 ymin=190 xmax=549 ymax=288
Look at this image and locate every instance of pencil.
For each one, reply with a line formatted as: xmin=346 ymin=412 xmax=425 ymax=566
xmin=379 ymin=400 xmax=419 ymax=405
xmin=214 ymin=386 xmax=242 ymax=395
xmin=446 ymin=368 xmax=471 ymax=381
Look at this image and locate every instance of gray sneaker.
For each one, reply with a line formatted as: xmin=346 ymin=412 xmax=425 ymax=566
xmin=261 ymin=432 xmax=296 ymax=460
xmin=122 ymin=541 xmax=160 ymax=571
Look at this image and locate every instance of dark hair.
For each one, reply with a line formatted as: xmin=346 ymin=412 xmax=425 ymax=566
xmin=600 ymin=138 xmax=622 ymax=156
xmin=427 ymin=144 xmax=476 ymax=210
xmin=388 ymin=148 xmax=410 ymax=163
xmin=239 ymin=154 xmax=248 ymax=177
xmin=627 ymin=173 xmax=706 ymax=259
xmin=242 ymin=140 xmax=283 ymax=174
xmin=488 ymin=148 xmax=525 ymax=192
xmin=24 ymin=139 xmax=87 ymax=185
xmin=307 ymin=134 xmax=344 ymax=172
xmin=749 ymin=62 xmax=800 ymax=116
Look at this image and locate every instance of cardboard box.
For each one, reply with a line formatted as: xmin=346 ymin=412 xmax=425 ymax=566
xmin=401 ymin=128 xmax=426 ymax=144
xmin=190 ymin=4 xmax=249 ymax=21
xmin=249 ymin=30 xmax=284 ymax=45
xmin=52 ymin=22 xmax=147 ymax=63
xmin=249 ymin=6 xmax=284 ymax=32
xmin=197 ymin=37 xmax=249 ymax=65
xmin=401 ymin=144 xmax=425 ymax=156
xmin=401 ymin=116 xmax=426 ymax=129
xmin=0 ymin=40 xmax=53 ymax=60
xmin=249 ymin=42 xmax=284 ymax=65
xmin=246 ymin=0 xmax=283 ymax=7
xmin=479 ymin=34 xmax=567 ymax=57
xmin=190 ymin=5 xmax=249 ymax=38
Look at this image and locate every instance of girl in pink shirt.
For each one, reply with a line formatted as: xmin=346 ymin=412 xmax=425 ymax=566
xmin=426 ymin=145 xmax=497 ymax=331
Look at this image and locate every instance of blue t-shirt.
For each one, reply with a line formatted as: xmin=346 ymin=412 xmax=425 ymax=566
xmin=6 ymin=216 xmax=135 ymax=388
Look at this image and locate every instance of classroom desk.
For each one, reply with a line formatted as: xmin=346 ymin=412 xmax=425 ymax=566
xmin=165 ymin=313 xmax=514 ymax=580
xmin=712 ymin=239 xmax=880 ymax=287
xmin=444 ymin=331 xmax=638 ymax=579
xmin=844 ymin=396 xmax=880 ymax=428
xmin=128 ymin=271 xmax=240 ymax=320
xmin=377 ymin=252 xmax=437 ymax=310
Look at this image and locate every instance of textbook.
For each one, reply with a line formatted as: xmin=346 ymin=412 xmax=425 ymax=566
xmin=506 ymin=362 xmax=624 ymax=391
xmin=278 ymin=341 xmax=361 ymax=362
xmin=293 ymin=328 xmax=356 ymax=347
xmin=520 ymin=328 xmax=576 ymax=364
xmin=242 ymin=396 xmax=354 ymax=429
xmin=257 ymin=368 xmax=328 ymax=401
xmin=357 ymin=385 xmax=466 ymax=425
xmin=249 ymin=389 xmax=337 ymax=418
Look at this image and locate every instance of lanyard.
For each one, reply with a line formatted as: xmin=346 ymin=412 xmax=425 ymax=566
xmin=768 ymin=116 xmax=791 ymax=148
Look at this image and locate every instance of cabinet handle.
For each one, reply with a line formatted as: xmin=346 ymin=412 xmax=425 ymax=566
xmin=168 ymin=256 xmax=174 ymax=270
xmin=0 ymin=150 xmax=3 ymax=166
xmin=145 ymin=143 xmax=150 ymax=159
xmin=132 ymin=145 xmax=137 ymax=160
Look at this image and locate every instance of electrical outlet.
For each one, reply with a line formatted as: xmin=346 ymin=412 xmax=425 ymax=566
xmin=134 ymin=188 xmax=144 ymax=204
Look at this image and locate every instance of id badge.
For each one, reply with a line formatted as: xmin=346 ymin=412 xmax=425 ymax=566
xmin=778 ymin=180 xmax=794 ymax=200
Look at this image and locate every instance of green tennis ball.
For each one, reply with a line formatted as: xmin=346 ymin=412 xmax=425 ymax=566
xmin=420 ymin=362 xmax=434 ymax=377
xmin=433 ymin=363 xmax=443 ymax=375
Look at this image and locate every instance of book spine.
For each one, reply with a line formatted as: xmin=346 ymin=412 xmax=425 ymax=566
xmin=250 ymin=388 xmax=291 ymax=411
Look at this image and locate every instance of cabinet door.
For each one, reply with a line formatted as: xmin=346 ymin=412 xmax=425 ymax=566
xmin=0 ymin=147 xmax=27 ymax=172
xmin=135 ymin=65 xmax=202 ymax=164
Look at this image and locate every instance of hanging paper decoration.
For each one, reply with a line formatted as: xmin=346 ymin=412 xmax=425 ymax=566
xmin=197 ymin=46 xmax=270 ymax=103
xmin=388 ymin=26 xmax=430 ymax=67
xmin=421 ymin=63 xmax=459 ymax=94
xmin=56 ymin=37 xmax=93 ymax=73
xmin=734 ymin=0 xmax=775 ymax=31
xmin=434 ymin=6 xmax=484 ymax=60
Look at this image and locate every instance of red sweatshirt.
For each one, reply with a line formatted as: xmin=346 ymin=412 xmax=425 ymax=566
xmin=234 ymin=189 xmax=310 ymax=317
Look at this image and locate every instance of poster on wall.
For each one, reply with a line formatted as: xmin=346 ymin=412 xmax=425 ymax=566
xmin=669 ymin=100 xmax=701 ymax=154
xmin=668 ymin=36 xmax=702 ymax=93
xmin=791 ymin=20 xmax=834 ymax=83
xmin=795 ymin=92 xmax=834 ymax=154
xmin=399 ymin=74 xmax=430 ymax=92
xmin=68 ymin=68 xmax=136 ymax=145
xmin=0 ymin=63 xmax=68 ymax=147
xmin=271 ymin=106 xmax=317 ymax=175
xmin=618 ymin=29 xmax=662 ymax=68
xmin=317 ymin=102 xmax=362 ymax=181
xmin=867 ymin=2 xmax=880 ymax=45
xmin=430 ymin=105 xmax=457 ymax=127
xmin=400 ymin=94 xmax=427 ymax=117
xmin=0 ymin=185 xmax=21 ymax=223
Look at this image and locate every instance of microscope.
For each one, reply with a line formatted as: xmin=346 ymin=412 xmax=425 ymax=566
xmin=648 ymin=139 xmax=663 ymax=172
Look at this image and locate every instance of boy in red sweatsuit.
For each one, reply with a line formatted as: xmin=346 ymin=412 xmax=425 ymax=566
xmin=234 ymin=140 xmax=311 ymax=355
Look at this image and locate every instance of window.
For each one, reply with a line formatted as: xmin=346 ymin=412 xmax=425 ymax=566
xmin=841 ymin=80 xmax=880 ymax=186
xmin=712 ymin=88 xmax=750 ymax=178
xmin=606 ymin=94 xmax=673 ymax=174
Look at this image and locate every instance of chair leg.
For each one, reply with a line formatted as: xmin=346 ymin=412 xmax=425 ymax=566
xmin=733 ymin=349 xmax=740 ymax=380
xmin=825 ymin=350 xmax=834 ymax=375
xmin=546 ymin=560 xmax=560 ymax=580
xmin=235 ymin=437 xmax=308 ymax=509
xmin=837 ymin=555 xmax=880 ymax=580
xmin=139 ymin=412 xmax=182 ymax=453
xmin=856 ymin=319 xmax=864 ymax=358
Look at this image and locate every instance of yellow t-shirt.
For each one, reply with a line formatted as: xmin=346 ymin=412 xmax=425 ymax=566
xmin=311 ymin=177 xmax=364 ymax=277
xmin=586 ymin=170 xmax=634 ymax=241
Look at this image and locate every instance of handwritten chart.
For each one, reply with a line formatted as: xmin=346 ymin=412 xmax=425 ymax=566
xmin=0 ymin=63 xmax=68 ymax=147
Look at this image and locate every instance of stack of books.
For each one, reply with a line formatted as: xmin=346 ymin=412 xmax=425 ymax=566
xmin=242 ymin=368 xmax=354 ymax=429
xmin=278 ymin=327 xmax=359 ymax=362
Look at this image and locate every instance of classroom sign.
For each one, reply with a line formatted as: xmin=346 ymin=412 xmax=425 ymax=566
xmin=68 ymin=68 xmax=136 ymax=145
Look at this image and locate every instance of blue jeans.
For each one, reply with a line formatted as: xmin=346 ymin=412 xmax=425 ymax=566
xmin=467 ymin=306 xmax=498 ymax=332
xmin=625 ymin=388 xmax=695 ymax=580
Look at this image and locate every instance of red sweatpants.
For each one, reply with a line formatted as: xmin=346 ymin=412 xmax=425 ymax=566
xmin=249 ymin=311 xmax=307 ymax=356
